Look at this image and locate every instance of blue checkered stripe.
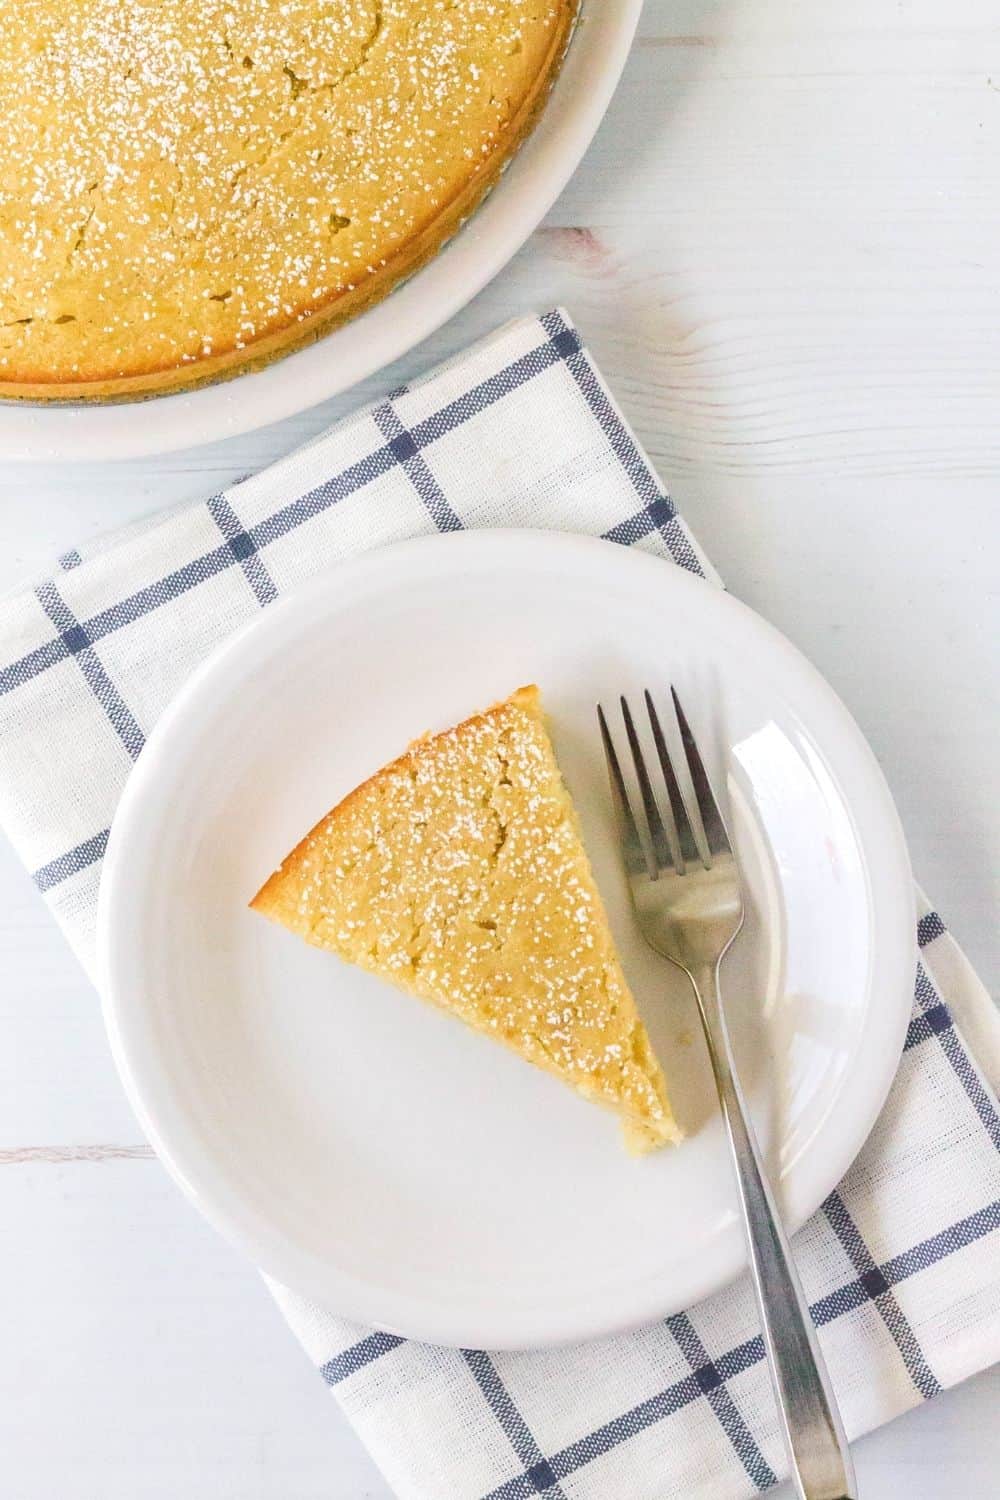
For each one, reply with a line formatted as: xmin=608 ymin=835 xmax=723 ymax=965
xmin=0 ymin=311 xmax=702 ymax=902
xmin=312 ymin=909 xmax=999 ymax=1498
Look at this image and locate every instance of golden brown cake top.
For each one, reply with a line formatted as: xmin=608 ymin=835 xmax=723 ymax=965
xmin=0 ymin=0 xmax=571 ymax=390
xmin=253 ymin=686 xmax=679 ymax=1149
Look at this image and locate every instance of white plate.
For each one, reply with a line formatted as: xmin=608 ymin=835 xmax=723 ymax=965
xmin=99 ymin=531 xmax=914 ymax=1348
xmin=2 ymin=1 xmax=642 ymax=462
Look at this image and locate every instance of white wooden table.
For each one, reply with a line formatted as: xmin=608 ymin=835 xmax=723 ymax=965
xmin=2 ymin=1 xmax=998 ymax=1495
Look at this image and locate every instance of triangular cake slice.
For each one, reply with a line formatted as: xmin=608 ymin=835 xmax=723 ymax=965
xmin=251 ymin=685 xmax=680 ymax=1152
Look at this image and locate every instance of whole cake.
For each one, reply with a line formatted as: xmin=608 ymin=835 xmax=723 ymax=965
xmin=0 ymin=0 xmax=575 ymax=401
xmin=252 ymin=686 xmax=680 ymax=1152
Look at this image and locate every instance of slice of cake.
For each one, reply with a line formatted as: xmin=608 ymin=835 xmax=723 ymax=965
xmin=251 ymin=686 xmax=680 ymax=1152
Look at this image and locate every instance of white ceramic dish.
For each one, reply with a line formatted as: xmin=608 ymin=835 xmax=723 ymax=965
xmin=98 ymin=531 xmax=914 ymax=1349
xmin=2 ymin=1 xmax=642 ymax=463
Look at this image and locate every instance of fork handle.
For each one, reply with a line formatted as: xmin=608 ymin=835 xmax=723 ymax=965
xmin=691 ymin=963 xmax=858 ymax=1500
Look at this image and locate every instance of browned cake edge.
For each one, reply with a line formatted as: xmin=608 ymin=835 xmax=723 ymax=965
xmin=0 ymin=6 xmax=577 ymax=405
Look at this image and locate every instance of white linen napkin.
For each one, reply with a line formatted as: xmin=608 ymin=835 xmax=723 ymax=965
xmin=1 ymin=309 xmax=998 ymax=1500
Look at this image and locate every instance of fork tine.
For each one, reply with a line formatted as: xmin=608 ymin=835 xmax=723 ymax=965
xmin=619 ymin=696 xmax=676 ymax=874
xmin=644 ymin=690 xmax=700 ymax=872
xmin=670 ymin=687 xmax=731 ymax=858
xmin=597 ymin=704 xmax=656 ymax=880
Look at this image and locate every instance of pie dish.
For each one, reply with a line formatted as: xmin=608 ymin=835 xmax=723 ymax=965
xmin=0 ymin=0 xmax=643 ymax=459
xmin=0 ymin=0 xmax=575 ymax=401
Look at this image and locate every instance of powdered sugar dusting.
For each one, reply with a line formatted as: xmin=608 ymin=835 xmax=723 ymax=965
xmin=254 ymin=686 xmax=677 ymax=1149
xmin=0 ymin=0 xmax=568 ymax=384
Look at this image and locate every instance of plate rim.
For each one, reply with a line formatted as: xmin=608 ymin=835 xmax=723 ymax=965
xmin=98 ymin=529 xmax=916 ymax=1347
xmin=0 ymin=0 xmax=644 ymax=462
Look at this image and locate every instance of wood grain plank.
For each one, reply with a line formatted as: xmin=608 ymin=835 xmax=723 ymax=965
xmin=0 ymin=1144 xmax=154 ymax=1163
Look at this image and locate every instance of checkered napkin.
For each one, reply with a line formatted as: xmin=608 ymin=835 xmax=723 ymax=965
xmin=1 ymin=310 xmax=999 ymax=1500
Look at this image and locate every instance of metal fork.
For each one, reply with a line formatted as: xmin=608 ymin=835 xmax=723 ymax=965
xmin=598 ymin=688 xmax=856 ymax=1500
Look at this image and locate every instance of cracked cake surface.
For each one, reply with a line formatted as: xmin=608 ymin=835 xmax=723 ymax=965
xmin=251 ymin=685 xmax=680 ymax=1152
xmin=0 ymin=0 xmax=575 ymax=399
